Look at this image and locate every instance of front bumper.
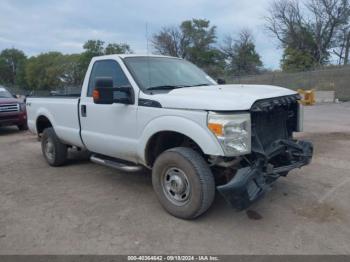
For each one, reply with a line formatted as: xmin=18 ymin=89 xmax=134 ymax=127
xmin=217 ymin=139 xmax=313 ymax=210
xmin=0 ymin=111 xmax=27 ymax=127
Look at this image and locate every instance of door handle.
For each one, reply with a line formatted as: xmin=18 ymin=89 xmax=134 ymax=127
xmin=81 ymin=105 xmax=87 ymax=117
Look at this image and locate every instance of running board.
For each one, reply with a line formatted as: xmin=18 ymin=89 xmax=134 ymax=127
xmin=90 ymin=155 xmax=142 ymax=172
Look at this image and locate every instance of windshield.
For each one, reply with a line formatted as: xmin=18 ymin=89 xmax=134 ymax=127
xmin=0 ymin=87 xmax=13 ymax=98
xmin=123 ymin=57 xmax=216 ymax=91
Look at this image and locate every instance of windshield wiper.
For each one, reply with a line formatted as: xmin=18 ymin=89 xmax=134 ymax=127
xmin=184 ymin=83 xmax=211 ymax=87
xmin=147 ymin=85 xmax=184 ymax=91
xmin=146 ymin=83 xmax=210 ymax=91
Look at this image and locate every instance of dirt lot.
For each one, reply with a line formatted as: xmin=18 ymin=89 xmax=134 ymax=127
xmin=0 ymin=103 xmax=350 ymax=255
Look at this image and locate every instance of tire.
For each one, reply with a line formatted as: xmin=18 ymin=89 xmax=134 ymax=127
xmin=152 ymin=147 xmax=215 ymax=219
xmin=41 ymin=127 xmax=67 ymax=166
xmin=18 ymin=123 xmax=28 ymax=130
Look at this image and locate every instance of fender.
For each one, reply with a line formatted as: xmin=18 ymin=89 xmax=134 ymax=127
xmin=137 ymin=115 xmax=224 ymax=164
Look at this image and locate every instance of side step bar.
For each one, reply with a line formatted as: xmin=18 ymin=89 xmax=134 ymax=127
xmin=90 ymin=155 xmax=143 ymax=172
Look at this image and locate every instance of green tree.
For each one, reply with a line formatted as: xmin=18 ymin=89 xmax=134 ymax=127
xmin=78 ymin=40 xmax=133 ymax=81
xmin=105 ymin=43 xmax=133 ymax=55
xmin=180 ymin=19 xmax=217 ymax=67
xmin=0 ymin=40 xmax=134 ymax=91
xmin=281 ymin=47 xmax=316 ymax=72
xmin=0 ymin=48 xmax=27 ymax=87
xmin=77 ymin=40 xmax=105 ymax=80
xmin=83 ymin=40 xmax=105 ymax=56
xmin=25 ymin=52 xmax=85 ymax=90
xmin=221 ymin=30 xmax=263 ymax=76
xmin=25 ymin=52 xmax=62 ymax=90
xmin=59 ymin=54 xmax=83 ymax=86
xmin=0 ymin=57 xmax=9 ymax=84
xmin=152 ymin=19 xmax=225 ymax=77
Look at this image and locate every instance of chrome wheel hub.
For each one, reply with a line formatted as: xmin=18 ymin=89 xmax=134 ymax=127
xmin=45 ymin=139 xmax=55 ymax=161
xmin=162 ymin=167 xmax=191 ymax=206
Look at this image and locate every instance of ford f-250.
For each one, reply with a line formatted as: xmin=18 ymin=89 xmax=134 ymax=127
xmin=27 ymin=55 xmax=313 ymax=219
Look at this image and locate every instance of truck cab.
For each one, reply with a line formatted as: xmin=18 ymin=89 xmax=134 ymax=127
xmin=27 ymin=55 xmax=313 ymax=219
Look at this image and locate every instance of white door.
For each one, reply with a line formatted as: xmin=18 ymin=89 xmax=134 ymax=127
xmin=80 ymin=59 xmax=138 ymax=162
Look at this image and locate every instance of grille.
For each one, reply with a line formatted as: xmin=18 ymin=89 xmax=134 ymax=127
xmin=251 ymin=95 xmax=299 ymax=153
xmin=0 ymin=103 xmax=20 ymax=113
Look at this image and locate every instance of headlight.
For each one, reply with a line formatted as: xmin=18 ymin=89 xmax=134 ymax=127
xmin=208 ymin=112 xmax=251 ymax=156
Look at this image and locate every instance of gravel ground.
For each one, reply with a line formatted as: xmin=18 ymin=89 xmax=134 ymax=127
xmin=0 ymin=102 xmax=350 ymax=255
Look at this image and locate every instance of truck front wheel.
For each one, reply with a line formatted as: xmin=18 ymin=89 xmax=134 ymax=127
xmin=152 ymin=147 xmax=215 ymax=219
xmin=41 ymin=127 xmax=67 ymax=166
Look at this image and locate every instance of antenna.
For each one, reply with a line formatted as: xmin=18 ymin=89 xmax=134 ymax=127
xmin=146 ymin=22 xmax=150 ymax=55
xmin=145 ymin=22 xmax=152 ymax=88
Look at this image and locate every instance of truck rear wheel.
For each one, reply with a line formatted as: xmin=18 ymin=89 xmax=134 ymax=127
xmin=41 ymin=127 xmax=67 ymax=166
xmin=152 ymin=147 xmax=215 ymax=219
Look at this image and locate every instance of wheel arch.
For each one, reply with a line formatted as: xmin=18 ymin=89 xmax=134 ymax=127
xmin=138 ymin=116 xmax=224 ymax=167
xmin=36 ymin=114 xmax=53 ymax=135
xmin=144 ymin=131 xmax=203 ymax=167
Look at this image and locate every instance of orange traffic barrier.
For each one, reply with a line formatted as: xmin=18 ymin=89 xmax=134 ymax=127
xmin=297 ymin=89 xmax=316 ymax=105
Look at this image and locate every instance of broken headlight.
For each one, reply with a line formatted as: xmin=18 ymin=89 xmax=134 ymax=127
xmin=208 ymin=112 xmax=251 ymax=156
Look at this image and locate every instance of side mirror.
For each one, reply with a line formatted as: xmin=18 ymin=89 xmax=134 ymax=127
xmin=93 ymin=77 xmax=134 ymax=105
xmin=217 ymin=78 xmax=226 ymax=85
xmin=93 ymin=78 xmax=114 ymax=104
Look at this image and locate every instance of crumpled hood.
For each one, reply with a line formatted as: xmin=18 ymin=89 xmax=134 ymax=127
xmin=140 ymin=84 xmax=297 ymax=111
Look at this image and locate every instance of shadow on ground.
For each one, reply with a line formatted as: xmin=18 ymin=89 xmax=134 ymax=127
xmin=0 ymin=126 xmax=23 ymax=136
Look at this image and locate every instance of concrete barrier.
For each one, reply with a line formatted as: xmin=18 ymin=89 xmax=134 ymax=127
xmin=315 ymin=91 xmax=335 ymax=103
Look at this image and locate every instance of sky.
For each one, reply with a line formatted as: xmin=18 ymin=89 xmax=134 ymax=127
xmin=0 ymin=0 xmax=282 ymax=69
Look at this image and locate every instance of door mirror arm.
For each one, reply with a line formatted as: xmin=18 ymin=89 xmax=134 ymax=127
xmin=217 ymin=78 xmax=226 ymax=85
xmin=114 ymin=86 xmax=135 ymax=104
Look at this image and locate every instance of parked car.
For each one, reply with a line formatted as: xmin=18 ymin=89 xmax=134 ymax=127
xmin=26 ymin=55 xmax=313 ymax=219
xmin=0 ymin=86 xmax=27 ymax=130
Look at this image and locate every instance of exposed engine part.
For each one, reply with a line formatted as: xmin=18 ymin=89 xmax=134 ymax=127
xmin=251 ymin=94 xmax=300 ymax=156
xmin=216 ymin=95 xmax=313 ymax=210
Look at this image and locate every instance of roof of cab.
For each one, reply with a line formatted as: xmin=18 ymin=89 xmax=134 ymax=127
xmin=93 ymin=54 xmax=180 ymax=60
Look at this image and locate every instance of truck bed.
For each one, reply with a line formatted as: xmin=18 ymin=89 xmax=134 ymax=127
xmin=26 ymin=96 xmax=84 ymax=148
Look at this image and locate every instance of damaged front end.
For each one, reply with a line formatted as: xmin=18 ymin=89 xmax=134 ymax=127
xmin=216 ymin=95 xmax=313 ymax=210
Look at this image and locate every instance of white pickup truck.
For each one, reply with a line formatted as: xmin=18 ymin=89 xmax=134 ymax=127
xmin=27 ymin=54 xmax=313 ymax=219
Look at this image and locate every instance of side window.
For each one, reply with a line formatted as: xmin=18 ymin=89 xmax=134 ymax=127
xmin=87 ymin=60 xmax=130 ymax=97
